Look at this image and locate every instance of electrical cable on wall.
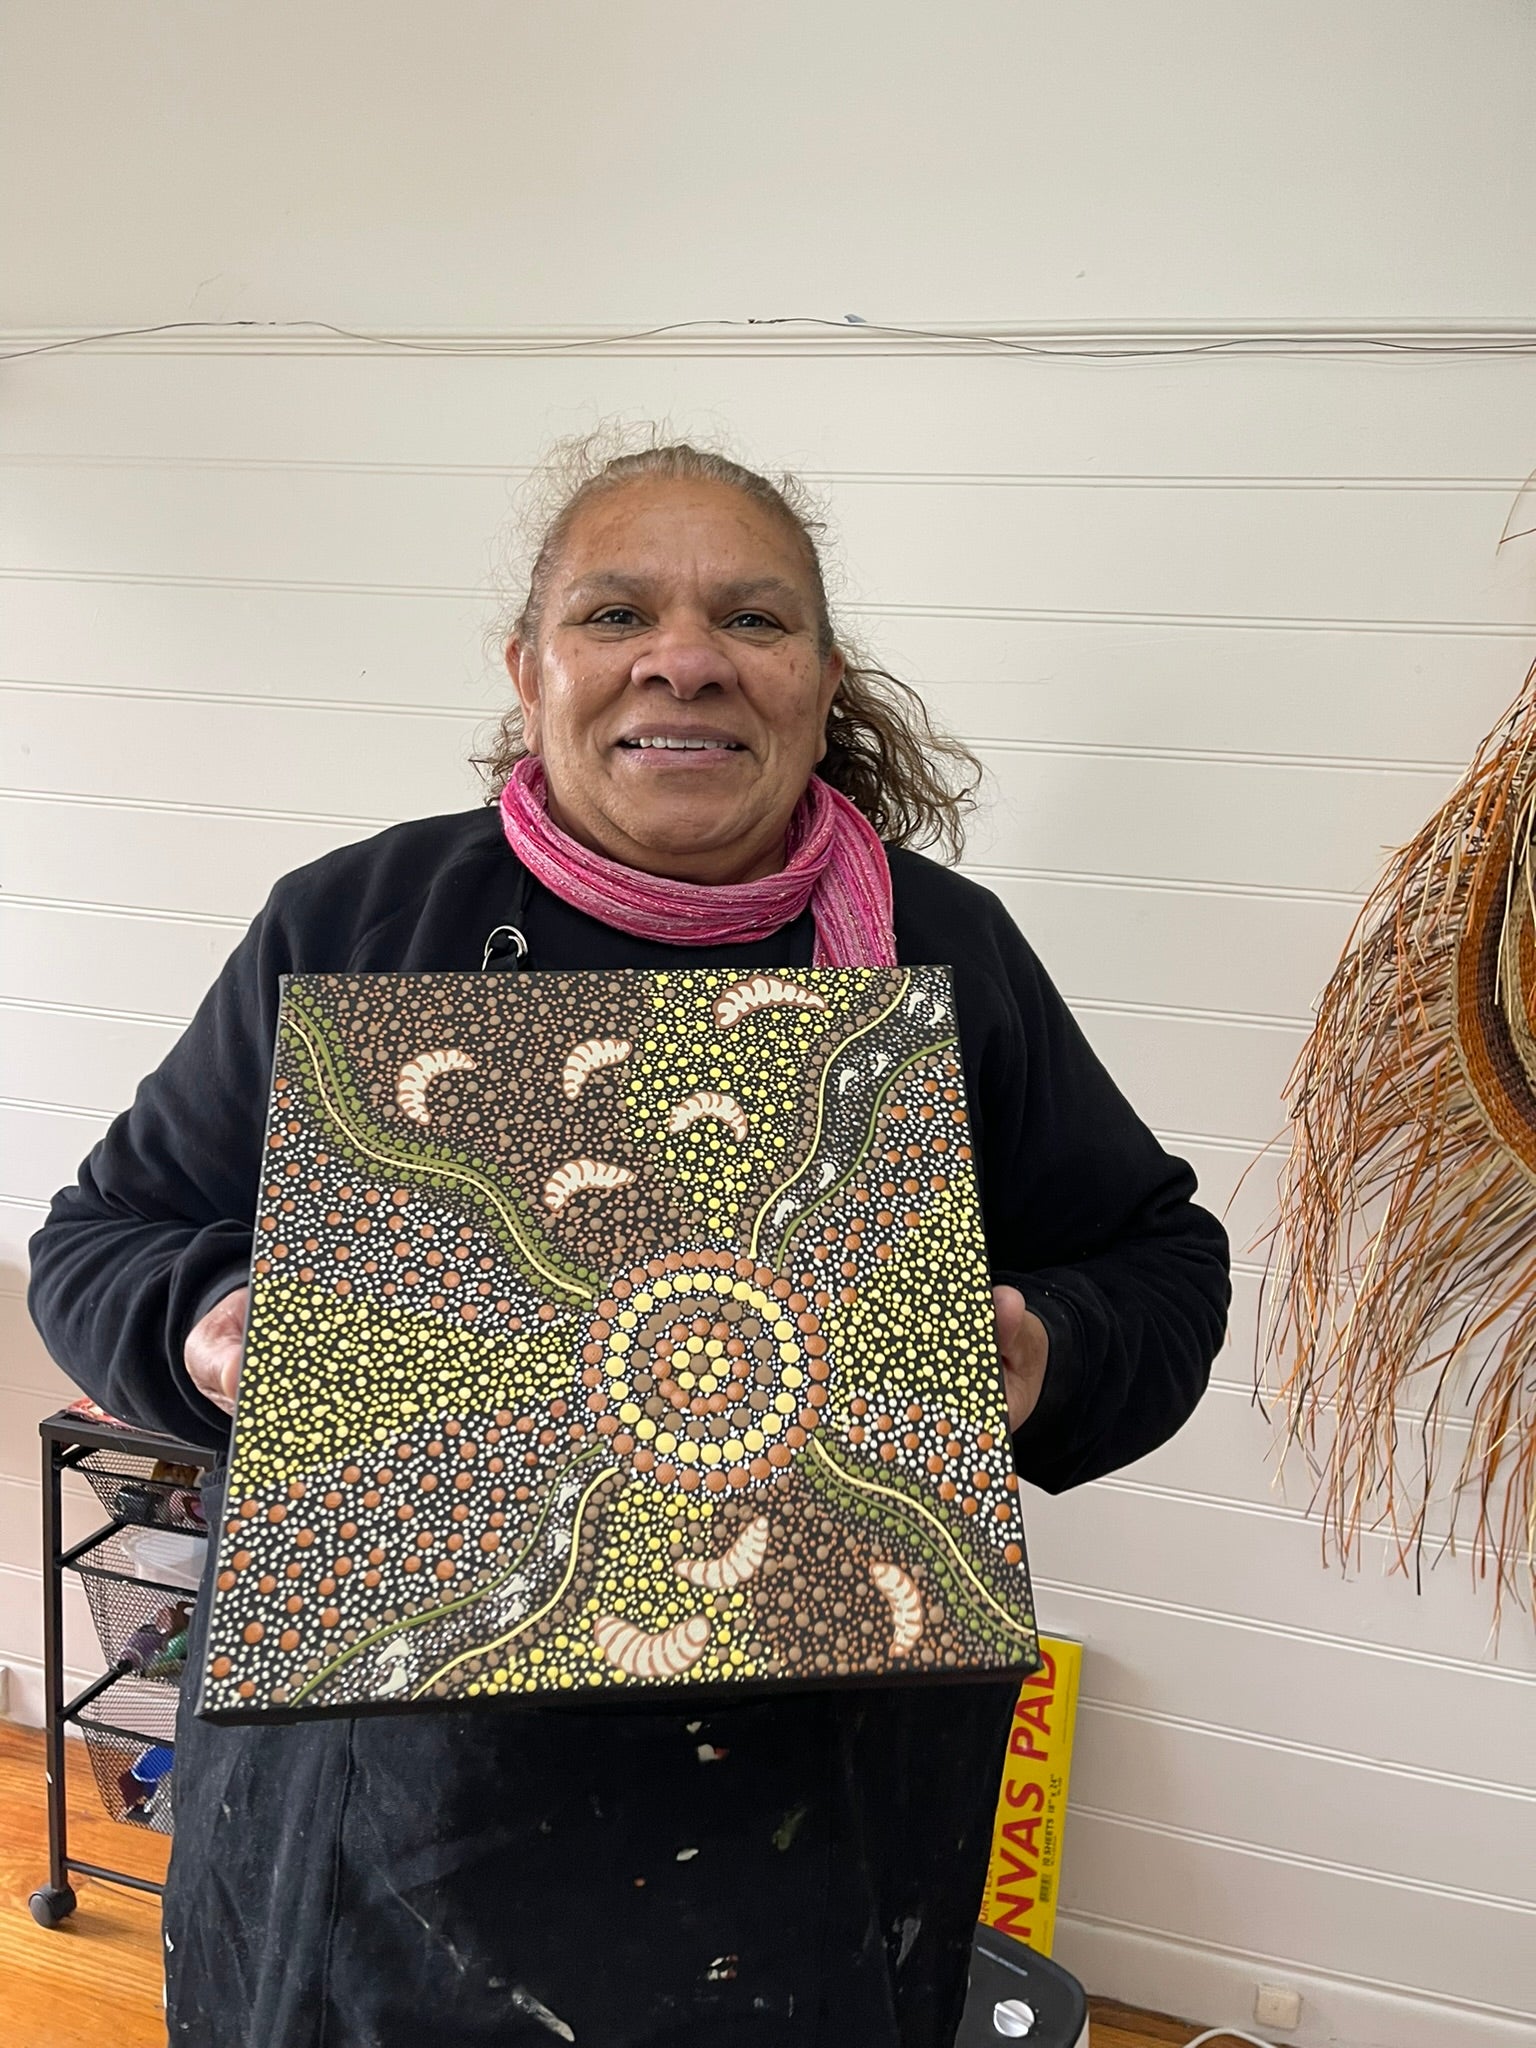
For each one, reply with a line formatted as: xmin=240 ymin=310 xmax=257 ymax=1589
xmin=6 ymin=314 xmax=1536 ymax=364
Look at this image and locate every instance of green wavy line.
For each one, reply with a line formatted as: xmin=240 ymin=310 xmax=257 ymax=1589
xmin=410 ymin=1458 xmax=621 ymax=1694
xmin=806 ymin=1434 xmax=1035 ymax=1646
xmin=284 ymin=992 xmax=598 ymax=1306
xmin=286 ymin=1441 xmax=604 ymax=1706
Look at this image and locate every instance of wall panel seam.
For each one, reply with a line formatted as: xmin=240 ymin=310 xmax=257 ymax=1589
xmin=3 ymin=566 xmax=1534 ymax=638
xmin=1033 ymin=1574 xmax=1536 ymax=1683
xmin=1053 ymin=1907 xmax=1536 ymax=2024
xmin=0 ymin=678 xmax=1465 ymax=779
xmin=963 ymin=864 xmax=1367 ymax=907
xmin=0 ymin=994 xmax=189 ymax=1030
xmin=0 ymin=785 xmax=391 ymax=830
xmin=6 ymin=452 xmax=1533 ymax=492
xmin=1069 ymin=1803 xmax=1536 ymax=1912
xmin=1075 ymin=1696 xmax=1536 ymax=1802
xmin=0 ymin=893 xmax=247 ymax=929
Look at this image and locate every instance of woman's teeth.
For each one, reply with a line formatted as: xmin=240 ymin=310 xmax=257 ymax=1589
xmin=620 ymin=737 xmax=743 ymax=750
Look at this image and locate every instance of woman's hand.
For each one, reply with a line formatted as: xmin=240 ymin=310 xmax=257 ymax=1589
xmin=184 ymin=1285 xmax=249 ymax=1416
xmin=993 ymin=1284 xmax=1049 ymax=1433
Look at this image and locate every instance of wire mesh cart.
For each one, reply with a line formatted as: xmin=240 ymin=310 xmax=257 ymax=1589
xmin=29 ymin=1406 xmax=214 ymax=1929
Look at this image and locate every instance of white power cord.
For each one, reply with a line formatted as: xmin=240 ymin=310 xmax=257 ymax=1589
xmin=1181 ymin=2031 xmax=1280 ymax=2048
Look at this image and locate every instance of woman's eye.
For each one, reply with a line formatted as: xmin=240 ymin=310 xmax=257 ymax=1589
xmin=726 ymin=611 xmax=782 ymax=632
xmin=588 ymin=606 xmax=642 ymax=627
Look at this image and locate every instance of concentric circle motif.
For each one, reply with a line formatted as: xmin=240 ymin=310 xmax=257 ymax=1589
xmin=578 ymin=1249 xmax=829 ymax=1492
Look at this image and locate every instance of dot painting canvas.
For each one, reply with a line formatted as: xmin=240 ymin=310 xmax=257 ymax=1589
xmin=198 ymin=967 xmax=1040 ymax=1722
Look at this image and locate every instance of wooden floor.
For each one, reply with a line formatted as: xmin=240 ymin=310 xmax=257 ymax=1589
xmin=0 ymin=1720 xmax=1219 ymax=2046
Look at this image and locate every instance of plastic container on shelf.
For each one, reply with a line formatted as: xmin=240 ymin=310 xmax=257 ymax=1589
xmin=114 ymin=1525 xmax=207 ymax=1591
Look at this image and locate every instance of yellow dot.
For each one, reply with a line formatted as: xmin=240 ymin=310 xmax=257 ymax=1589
xmin=723 ymin=1439 xmax=744 ymax=1461
xmin=778 ymin=1343 xmax=799 ymax=1363
xmin=654 ymin=1278 xmax=673 ymax=1298
xmin=656 ymin=1432 xmax=677 ymax=1455
xmin=744 ymin=1428 xmax=765 ymax=1452
xmin=618 ymin=1403 xmax=641 ymax=1425
xmin=773 ymin=1392 xmax=795 ymax=1414
xmin=700 ymin=1443 xmax=722 ymax=1466
xmin=773 ymin=1320 xmax=794 ymax=1341
xmin=678 ymin=1441 xmax=700 ymax=1463
xmin=608 ymin=1333 xmax=631 ymax=1355
xmin=705 ymin=1340 xmax=724 ymax=1359
xmin=634 ymin=1292 xmax=654 ymax=1312
xmin=782 ymin=1366 xmax=804 ymax=1389
xmin=636 ymin=1419 xmax=656 ymax=1441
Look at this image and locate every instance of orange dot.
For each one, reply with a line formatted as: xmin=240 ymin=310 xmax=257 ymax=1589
xmin=211 ymin=1655 xmax=232 ymax=1679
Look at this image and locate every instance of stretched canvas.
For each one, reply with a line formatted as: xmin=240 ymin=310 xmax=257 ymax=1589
xmin=199 ymin=967 xmax=1040 ymax=1720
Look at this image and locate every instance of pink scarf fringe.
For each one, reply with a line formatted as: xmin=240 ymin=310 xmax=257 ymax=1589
xmin=498 ymin=758 xmax=896 ymax=968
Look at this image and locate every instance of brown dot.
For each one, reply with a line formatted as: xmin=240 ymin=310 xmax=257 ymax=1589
xmin=280 ymin=1627 xmax=301 ymax=1652
xmin=243 ymin=1622 xmax=265 ymax=1645
xmin=321 ymin=1607 xmax=340 ymax=1627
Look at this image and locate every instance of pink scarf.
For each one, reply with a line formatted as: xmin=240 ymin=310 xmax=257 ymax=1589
xmin=498 ymin=757 xmax=896 ymax=967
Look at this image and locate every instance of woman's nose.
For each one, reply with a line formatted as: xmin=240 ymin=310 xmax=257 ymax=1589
xmin=630 ymin=628 xmax=738 ymax=698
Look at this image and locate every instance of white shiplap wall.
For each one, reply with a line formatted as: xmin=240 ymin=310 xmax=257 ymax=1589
xmin=5 ymin=0 xmax=1536 ymax=2040
xmin=4 ymin=339 xmax=1535 ymax=2047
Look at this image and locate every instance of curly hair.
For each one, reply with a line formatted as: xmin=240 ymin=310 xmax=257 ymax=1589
xmin=475 ymin=430 xmax=981 ymax=862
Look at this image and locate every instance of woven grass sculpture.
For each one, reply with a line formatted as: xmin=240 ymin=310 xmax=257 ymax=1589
xmin=1266 ymin=662 xmax=1536 ymax=1622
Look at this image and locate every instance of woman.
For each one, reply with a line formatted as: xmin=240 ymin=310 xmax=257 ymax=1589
xmin=28 ymin=439 xmax=1230 ymax=2048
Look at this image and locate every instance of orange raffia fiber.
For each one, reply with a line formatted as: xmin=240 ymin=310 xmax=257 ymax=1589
xmin=1265 ymin=663 xmax=1536 ymax=1623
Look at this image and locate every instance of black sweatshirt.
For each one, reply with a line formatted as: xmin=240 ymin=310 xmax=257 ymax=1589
xmin=27 ymin=808 xmax=1229 ymax=2048
xmin=28 ymin=807 xmax=1229 ymax=1483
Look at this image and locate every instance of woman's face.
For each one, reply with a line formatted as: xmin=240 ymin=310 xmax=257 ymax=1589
xmin=507 ymin=478 xmax=844 ymax=884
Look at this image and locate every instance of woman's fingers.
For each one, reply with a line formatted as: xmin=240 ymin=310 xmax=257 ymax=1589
xmin=992 ymin=1283 xmax=1049 ymax=1432
xmin=184 ymin=1285 xmax=250 ymax=1415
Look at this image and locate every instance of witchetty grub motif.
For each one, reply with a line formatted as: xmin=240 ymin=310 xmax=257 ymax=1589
xmin=666 ymin=1090 xmax=750 ymax=1143
xmin=674 ymin=1514 xmax=770 ymax=1589
xmin=560 ymin=1036 xmax=632 ymax=1100
xmin=542 ymin=1157 xmax=637 ymax=1213
xmin=396 ymin=1048 xmax=476 ymax=1124
xmin=712 ymin=975 xmax=829 ymax=1029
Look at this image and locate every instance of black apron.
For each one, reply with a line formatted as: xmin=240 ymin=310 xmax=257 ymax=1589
xmin=165 ymin=1472 xmax=1016 ymax=2046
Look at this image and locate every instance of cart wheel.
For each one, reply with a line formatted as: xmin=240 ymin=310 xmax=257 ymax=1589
xmin=28 ymin=1882 xmax=77 ymax=1928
